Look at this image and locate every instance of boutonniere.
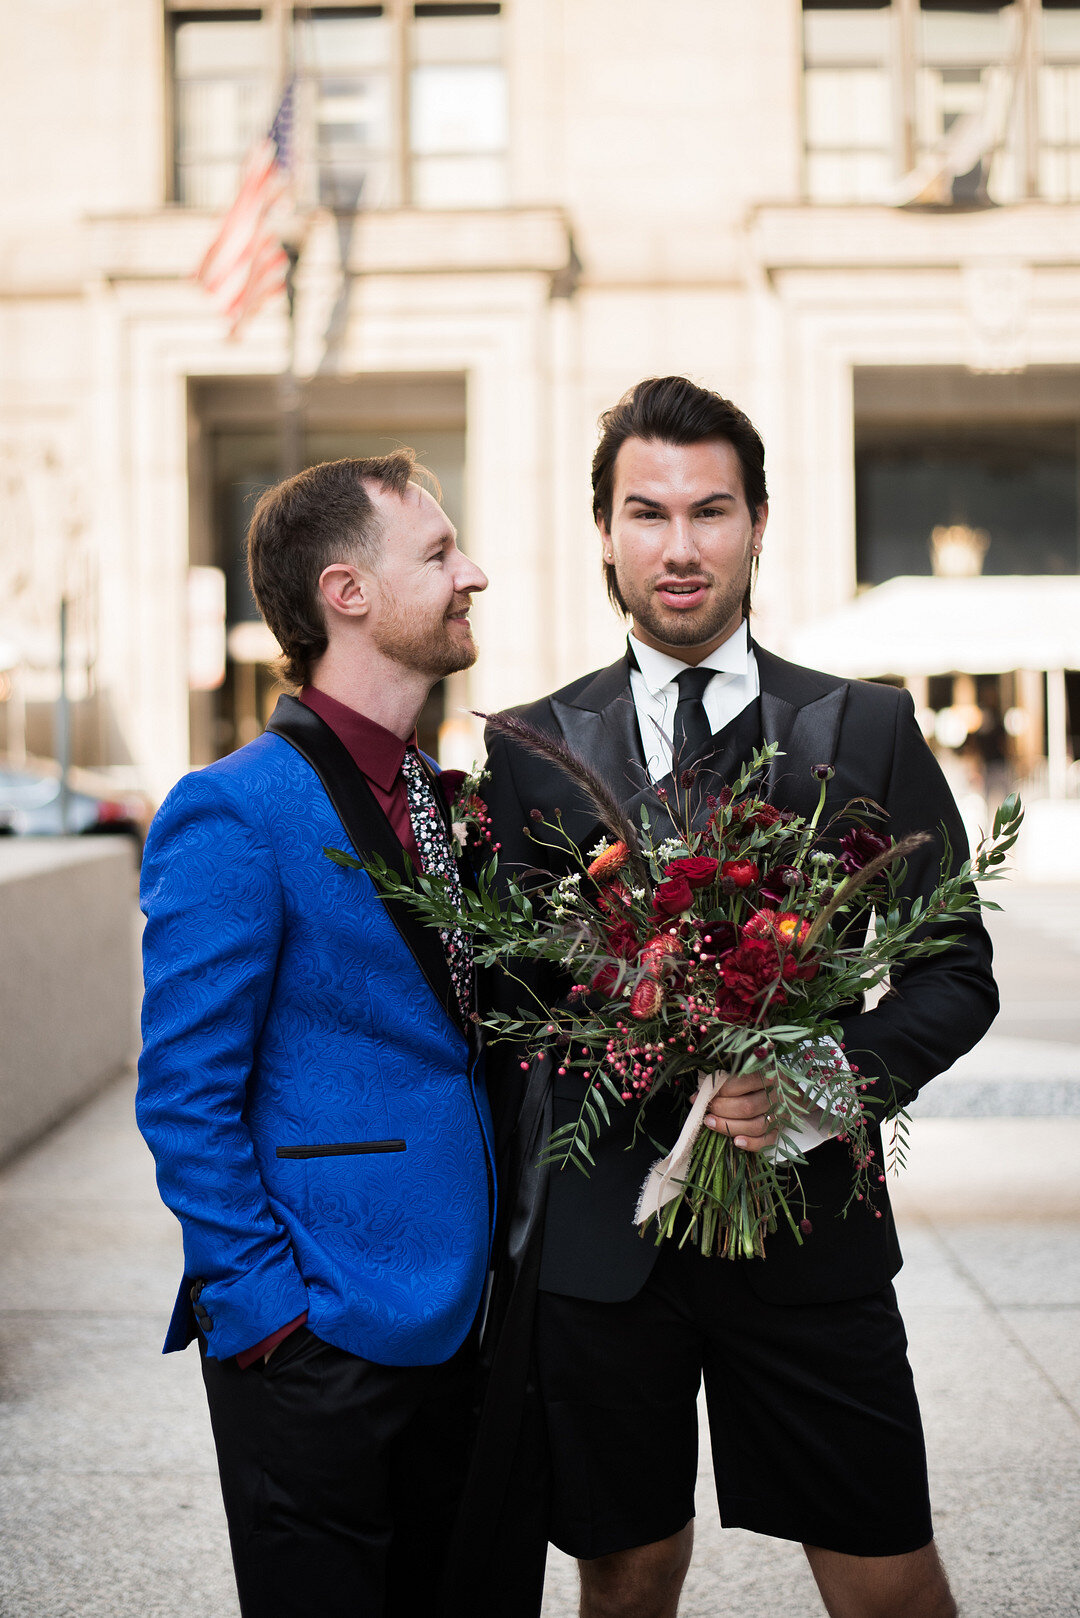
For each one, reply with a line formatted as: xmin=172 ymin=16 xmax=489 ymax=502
xmin=438 ymin=763 xmax=496 ymax=853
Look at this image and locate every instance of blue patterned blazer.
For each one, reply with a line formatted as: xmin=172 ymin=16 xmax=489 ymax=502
xmin=137 ymin=697 xmax=495 ymax=1367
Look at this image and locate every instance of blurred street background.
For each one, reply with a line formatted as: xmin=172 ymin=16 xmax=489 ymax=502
xmin=2 ymin=0 xmax=1080 ymax=1613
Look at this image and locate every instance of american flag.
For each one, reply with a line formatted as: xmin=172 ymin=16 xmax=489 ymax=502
xmin=196 ymin=83 xmax=294 ymax=337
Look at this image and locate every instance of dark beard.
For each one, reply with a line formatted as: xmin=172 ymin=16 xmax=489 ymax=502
xmin=616 ymin=564 xmax=750 ymax=650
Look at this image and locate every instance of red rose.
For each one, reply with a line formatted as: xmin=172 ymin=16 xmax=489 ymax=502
xmin=663 ymin=855 xmax=719 ymax=888
xmin=651 ymin=875 xmax=694 ymax=917
xmin=721 ymin=859 xmax=759 ymax=889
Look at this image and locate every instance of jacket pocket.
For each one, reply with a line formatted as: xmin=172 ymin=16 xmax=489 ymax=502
xmin=275 ymin=1140 xmax=406 ymax=1159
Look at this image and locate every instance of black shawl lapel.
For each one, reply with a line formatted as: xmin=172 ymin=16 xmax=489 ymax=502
xmin=550 ymin=655 xmax=647 ymax=804
xmin=265 ymin=695 xmax=467 ymax=1038
xmin=756 ymin=645 xmax=849 ymax=822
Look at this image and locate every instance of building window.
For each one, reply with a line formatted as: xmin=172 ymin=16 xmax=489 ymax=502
xmin=169 ymin=2 xmax=507 ymax=210
xmin=296 ymin=7 xmax=395 ymax=208
xmin=410 ymin=3 xmax=508 ymax=207
xmin=801 ymin=1 xmax=1080 ymax=206
xmin=803 ymin=4 xmax=894 ymax=204
xmin=173 ymin=12 xmax=275 ymax=208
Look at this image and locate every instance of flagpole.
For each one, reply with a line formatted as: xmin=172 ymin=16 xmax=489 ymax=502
xmin=278 ymin=1 xmax=302 ymax=481
xmin=280 ymin=242 xmax=303 ymax=479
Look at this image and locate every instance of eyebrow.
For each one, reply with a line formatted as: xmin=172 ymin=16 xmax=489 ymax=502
xmin=622 ymin=491 xmax=736 ymax=510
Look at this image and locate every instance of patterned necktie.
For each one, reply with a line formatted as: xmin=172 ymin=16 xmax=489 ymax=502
xmin=672 ymin=666 xmax=714 ymax=771
xmin=400 ymin=748 xmax=472 ymax=1020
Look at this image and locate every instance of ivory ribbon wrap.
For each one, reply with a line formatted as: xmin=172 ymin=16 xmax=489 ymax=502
xmin=633 ymin=1047 xmax=847 ymax=1229
xmin=634 ymin=1071 xmax=724 ymax=1227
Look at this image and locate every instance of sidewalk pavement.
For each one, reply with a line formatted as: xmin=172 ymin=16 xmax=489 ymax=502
xmin=1 ymin=886 xmax=1078 ymax=1617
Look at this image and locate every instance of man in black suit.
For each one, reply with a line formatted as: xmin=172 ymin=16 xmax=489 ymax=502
xmin=482 ymin=378 xmax=996 ymax=1618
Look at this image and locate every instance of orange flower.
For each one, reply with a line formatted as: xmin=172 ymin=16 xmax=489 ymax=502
xmin=774 ymin=912 xmax=812 ymax=948
xmin=587 ymin=841 xmax=629 ymax=881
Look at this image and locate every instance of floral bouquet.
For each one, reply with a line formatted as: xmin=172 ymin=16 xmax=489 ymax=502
xmin=326 ymin=719 xmax=1022 ymax=1260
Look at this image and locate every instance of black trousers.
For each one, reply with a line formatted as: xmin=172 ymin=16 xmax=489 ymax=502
xmin=199 ymin=1327 xmax=476 ymax=1618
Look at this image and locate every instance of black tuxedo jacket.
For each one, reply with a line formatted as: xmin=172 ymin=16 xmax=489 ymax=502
xmin=482 ymin=643 xmax=999 ymax=1308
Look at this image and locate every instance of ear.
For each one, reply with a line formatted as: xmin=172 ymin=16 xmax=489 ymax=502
xmin=317 ymin=562 xmax=371 ymax=621
xmin=751 ymin=501 xmax=769 ymax=554
xmin=596 ymin=515 xmax=614 ymax=564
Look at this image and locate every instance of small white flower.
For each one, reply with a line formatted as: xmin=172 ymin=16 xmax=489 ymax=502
xmin=655 ymin=838 xmax=689 ymax=865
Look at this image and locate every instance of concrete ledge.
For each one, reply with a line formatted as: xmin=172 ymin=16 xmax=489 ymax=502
xmin=909 ymin=1076 xmax=1080 ymax=1116
xmin=0 ymin=838 xmax=138 ymax=1165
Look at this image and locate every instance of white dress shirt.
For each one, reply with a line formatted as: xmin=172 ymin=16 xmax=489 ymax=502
xmin=627 ymin=622 xmax=758 ymax=785
xmin=626 ymin=620 xmax=838 ymax=1156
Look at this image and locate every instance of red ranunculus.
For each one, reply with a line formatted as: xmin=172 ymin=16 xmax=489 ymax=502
xmin=838 ymin=826 xmax=892 ymax=875
xmin=438 ymin=769 xmax=467 ymax=803
xmin=651 ymin=875 xmax=694 ymax=917
xmin=605 ymin=919 xmax=641 ymax=960
xmin=721 ymin=859 xmax=759 ymax=889
xmin=663 ymin=855 xmax=719 ymax=888
xmin=590 ymin=963 xmax=620 ymax=994
xmin=758 ymin=864 xmax=806 ymax=908
xmin=747 ymin=802 xmax=781 ymax=829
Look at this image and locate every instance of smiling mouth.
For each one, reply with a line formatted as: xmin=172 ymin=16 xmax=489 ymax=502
xmin=656 ymin=580 xmax=709 ymax=606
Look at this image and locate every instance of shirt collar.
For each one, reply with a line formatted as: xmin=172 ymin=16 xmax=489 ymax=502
xmin=299 ymin=685 xmax=412 ymax=792
xmin=627 ymin=620 xmax=750 ymax=696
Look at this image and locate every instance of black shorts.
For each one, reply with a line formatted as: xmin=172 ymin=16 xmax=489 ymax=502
xmin=535 ymin=1241 xmax=933 ymax=1561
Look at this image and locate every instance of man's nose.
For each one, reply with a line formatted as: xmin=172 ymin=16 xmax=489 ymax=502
xmin=662 ymin=515 xmax=699 ymax=566
xmin=456 ymin=554 xmax=488 ymax=594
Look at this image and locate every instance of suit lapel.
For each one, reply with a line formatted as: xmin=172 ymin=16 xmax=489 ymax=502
xmin=266 ymin=695 xmax=466 ymax=1038
xmin=551 ymin=645 xmax=850 ymax=835
xmin=550 ymin=657 xmax=647 ymax=804
xmin=756 ymin=645 xmax=848 ymax=822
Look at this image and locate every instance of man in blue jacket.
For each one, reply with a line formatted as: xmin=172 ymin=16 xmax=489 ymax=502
xmin=137 ymin=451 xmax=492 ymax=1618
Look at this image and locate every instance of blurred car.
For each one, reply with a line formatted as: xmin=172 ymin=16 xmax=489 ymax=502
xmin=0 ymin=763 xmax=146 ymax=843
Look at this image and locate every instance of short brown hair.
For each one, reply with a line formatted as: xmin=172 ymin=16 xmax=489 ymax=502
xmin=247 ymin=451 xmax=420 ymax=687
xmin=592 ymin=377 xmax=768 ymax=616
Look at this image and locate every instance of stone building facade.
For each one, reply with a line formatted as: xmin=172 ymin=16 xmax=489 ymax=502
xmin=1 ymin=0 xmax=1078 ymax=806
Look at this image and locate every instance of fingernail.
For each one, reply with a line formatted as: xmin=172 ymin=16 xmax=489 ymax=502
xmin=734 ymin=1137 xmax=749 ymax=1149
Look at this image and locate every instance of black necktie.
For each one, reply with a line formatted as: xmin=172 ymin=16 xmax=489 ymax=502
xmin=672 ymin=667 xmax=714 ymax=770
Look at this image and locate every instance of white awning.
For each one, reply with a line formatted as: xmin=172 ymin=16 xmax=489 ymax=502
xmin=784 ymin=576 xmax=1080 ymax=677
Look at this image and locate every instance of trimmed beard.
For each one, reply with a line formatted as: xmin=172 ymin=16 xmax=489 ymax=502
xmin=615 ymin=558 xmax=753 ymax=650
xmin=371 ymin=595 xmax=478 ymax=680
